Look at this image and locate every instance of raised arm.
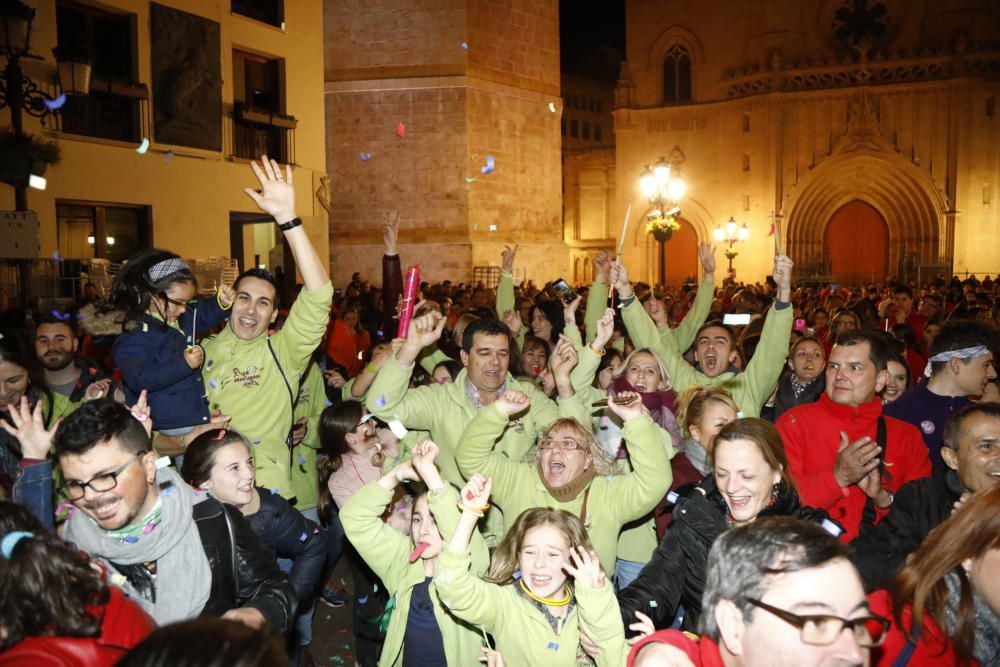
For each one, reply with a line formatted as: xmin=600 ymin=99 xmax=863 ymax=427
xmin=605 ymin=393 xmax=673 ymax=521
xmin=496 ymin=244 xmax=518 ymax=318
xmin=738 ymin=255 xmax=794 ymax=415
xmin=584 ymin=252 xmax=612 ymax=344
xmin=671 ymin=243 xmax=716 ymax=352
xmin=381 ymin=212 xmax=404 ymax=338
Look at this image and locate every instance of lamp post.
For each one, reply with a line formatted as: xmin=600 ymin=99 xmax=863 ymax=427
xmin=713 ymin=216 xmax=750 ymax=278
xmin=639 ymin=149 xmax=687 ymax=287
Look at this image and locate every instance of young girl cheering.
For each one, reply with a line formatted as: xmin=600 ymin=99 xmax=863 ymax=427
xmin=339 ymin=440 xmax=489 ymax=666
xmin=108 ymin=249 xmax=233 ymax=439
xmin=435 ymin=475 xmax=628 ymax=667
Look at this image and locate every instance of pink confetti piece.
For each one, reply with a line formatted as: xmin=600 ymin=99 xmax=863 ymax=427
xmin=396 ymin=122 xmax=405 ymax=138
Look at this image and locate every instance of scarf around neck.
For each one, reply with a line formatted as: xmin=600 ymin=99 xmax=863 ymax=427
xmin=943 ymin=571 xmax=1000 ymax=666
xmin=609 ymin=376 xmax=682 ymax=448
xmin=63 ymin=466 xmax=213 ymax=624
xmin=538 ymin=465 xmax=596 ymax=503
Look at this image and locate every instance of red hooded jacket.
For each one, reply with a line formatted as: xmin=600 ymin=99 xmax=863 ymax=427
xmin=777 ymin=394 xmax=931 ymax=541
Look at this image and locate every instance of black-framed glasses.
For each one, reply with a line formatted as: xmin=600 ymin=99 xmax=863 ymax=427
xmin=746 ymin=598 xmax=890 ymax=648
xmin=58 ymin=452 xmax=145 ymax=501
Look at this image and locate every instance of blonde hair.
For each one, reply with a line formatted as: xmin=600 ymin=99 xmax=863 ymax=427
xmin=614 ymin=347 xmax=672 ymax=391
xmin=676 ymin=385 xmax=738 ymax=437
xmin=523 ymin=418 xmax=619 ymax=477
xmin=485 ymin=507 xmax=596 ymax=584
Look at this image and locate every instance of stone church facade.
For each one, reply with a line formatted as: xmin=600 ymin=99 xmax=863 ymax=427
xmin=582 ymin=0 xmax=1000 ymax=286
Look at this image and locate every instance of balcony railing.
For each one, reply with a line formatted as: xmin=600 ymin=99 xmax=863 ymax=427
xmin=225 ymin=103 xmax=296 ymax=164
xmin=56 ymin=78 xmax=150 ymax=144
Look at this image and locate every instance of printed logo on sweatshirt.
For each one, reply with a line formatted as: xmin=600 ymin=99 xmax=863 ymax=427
xmin=232 ymin=366 xmax=261 ymax=388
xmin=920 ymin=420 xmax=936 ymax=435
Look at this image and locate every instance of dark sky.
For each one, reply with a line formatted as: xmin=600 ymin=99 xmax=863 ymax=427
xmin=559 ymin=0 xmax=626 ymax=81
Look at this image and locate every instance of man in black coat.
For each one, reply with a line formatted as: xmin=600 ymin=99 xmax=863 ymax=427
xmin=851 ymin=402 xmax=1000 ymax=590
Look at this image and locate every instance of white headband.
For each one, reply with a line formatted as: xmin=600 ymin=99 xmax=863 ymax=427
xmin=147 ymin=258 xmax=190 ymax=282
xmin=924 ymin=345 xmax=990 ymax=377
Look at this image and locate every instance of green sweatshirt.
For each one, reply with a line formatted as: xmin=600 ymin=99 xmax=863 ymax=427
xmin=435 ymin=548 xmax=627 ymax=667
xmin=290 ymin=360 xmax=327 ymax=511
xmin=622 ymin=298 xmax=792 ymax=418
xmin=201 ymin=282 xmax=333 ymax=498
xmin=365 ymin=356 xmax=589 ymax=489
xmin=455 ymin=404 xmax=670 ymax=570
xmin=340 ymin=481 xmax=490 ymax=667
xmin=496 ymin=271 xmax=526 ymax=349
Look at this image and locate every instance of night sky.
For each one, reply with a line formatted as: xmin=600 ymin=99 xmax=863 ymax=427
xmin=559 ymin=0 xmax=626 ymax=81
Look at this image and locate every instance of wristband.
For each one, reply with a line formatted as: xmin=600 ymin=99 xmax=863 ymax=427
xmin=278 ymin=217 xmax=302 ymax=232
xmin=618 ymin=294 xmax=636 ymax=309
xmin=589 ymin=344 xmax=606 ymax=356
xmin=365 ymin=362 xmax=378 ymax=375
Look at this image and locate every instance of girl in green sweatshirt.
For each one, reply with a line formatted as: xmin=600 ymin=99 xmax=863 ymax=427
xmin=339 ymin=440 xmax=489 ymax=666
xmin=435 ymin=474 xmax=628 ymax=667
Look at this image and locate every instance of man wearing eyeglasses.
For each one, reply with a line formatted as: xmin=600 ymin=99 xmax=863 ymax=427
xmin=627 ymin=517 xmax=888 ymax=667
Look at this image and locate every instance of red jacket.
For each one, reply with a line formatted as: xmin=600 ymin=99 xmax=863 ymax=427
xmin=627 ymin=629 xmax=725 ymax=667
xmin=777 ymin=394 xmax=931 ymax=541
xmin=868 ymin=590 xmax=974 ymax=667
xmin=0 ymin=585 xmax=156 ymax=666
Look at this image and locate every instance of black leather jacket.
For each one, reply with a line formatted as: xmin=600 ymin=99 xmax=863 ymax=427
xmin=618 ymin=476 xmax=834 ymax=634
xmin=194 ymin=496 xmax=296 ymax=632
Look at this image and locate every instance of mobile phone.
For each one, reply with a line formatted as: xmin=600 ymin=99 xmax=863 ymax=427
xmin=551 ymin=278 xmax=577 ymax=304
xmin=794 ymin=318 xmax=807 ymax=331
xmin=723 ymin=313 xmax=751 ymax=326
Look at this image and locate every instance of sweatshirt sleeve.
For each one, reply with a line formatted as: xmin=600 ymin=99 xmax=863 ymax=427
xmin=577 ymin=580 xmax=628 ymax=667
xmin=426 ymin=484 xmax=491 ymax=577
xmin=671 ymin=278 xmax=713 ymax=353
xmin=455 ymin=404 xmax=534 ymax=510
xmin=496 ymin=270 xmax=515 ymax=319
xmin=366 ymin=355 xmax=431 ymax=430
xmin=178 ymin=292 xmax=231 ymax=336
xmin=434 ymin=548 xmax=504 ymax=629
xmin=737 ymin=304 xmax=793 ymax=416
xmin=272 ymin=282 xmax=334 ymax=376
xmin=257 ymin=494 xmax=328 ymax=602
xmin=339 ymin=481 xmax=413 ymax=591
xmin=607 ymin=414 xmax=673 ymax=522
xmin=584 ymin=281 xmax=610 ymax=344
xmin=622 ymin=300 xmax=703 ymax=395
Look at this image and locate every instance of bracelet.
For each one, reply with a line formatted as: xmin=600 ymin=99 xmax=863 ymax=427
xmin=278 ymin=217 xmax=302 ymax=232
xmin=457 ymin=502 xmax=489 ymax=516
xmin=589 ymin=344 xmax=606 ymax=356
xmin=618 ymin=294 xmax=636 ymax=308
xmin=427 ymin=486 xmax=446 ymax=496
xmin=365 ymin=362 xmax=378 ymax=375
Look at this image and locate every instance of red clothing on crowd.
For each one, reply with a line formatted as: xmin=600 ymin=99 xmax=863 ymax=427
xmin=777 ymin=394 xmax=931 ymax=542
xmin=904 ymin=347 xmax=927 ymax=385
xmin=653 ymin=452 xmax=705 ymax=539
xmin=867 ymin=590 xmax=974 ymax=667
xmin=627 ymin=629 xmax=725 ymax=667
xmin=883 ymin=311 xmax=928 ymax=344
xmin=325 ymin=318 xmax=364 ymax=376
xmin=0 ymin=585 xmax=156 ymax=666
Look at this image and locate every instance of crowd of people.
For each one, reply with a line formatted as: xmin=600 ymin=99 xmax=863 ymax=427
xmin=0 ymin=155 xmax=998 ymax=667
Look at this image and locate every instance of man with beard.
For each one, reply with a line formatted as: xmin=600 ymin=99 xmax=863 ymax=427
xmin=34 ymin=313 xmax=110 ymax=416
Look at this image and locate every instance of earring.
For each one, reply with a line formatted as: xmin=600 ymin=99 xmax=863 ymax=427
xmin=770 ymin=483 xmax=780 ymax=501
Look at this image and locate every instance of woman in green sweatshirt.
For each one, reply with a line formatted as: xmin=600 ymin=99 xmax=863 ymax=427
xmin=454 ymin=389 xmax=670 ymax=572
xmin=339 ymin=440 xmax=489 ymax=666
xmin=435 ymin=473 xmax=627 ymax=667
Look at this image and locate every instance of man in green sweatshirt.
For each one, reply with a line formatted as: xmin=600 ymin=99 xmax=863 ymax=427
xmin=200 ymin=156 xmax=333 ymax=500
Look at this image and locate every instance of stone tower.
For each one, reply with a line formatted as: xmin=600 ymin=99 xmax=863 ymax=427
xmin=323 ymin=0 xmax=566 ymax=287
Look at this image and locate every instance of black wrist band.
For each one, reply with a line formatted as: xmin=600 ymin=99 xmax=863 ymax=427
xmin=278 ymin=217 xmax=302 ymax=231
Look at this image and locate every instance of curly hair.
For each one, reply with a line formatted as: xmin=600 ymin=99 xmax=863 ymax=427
xmin=521 ymin=417 xmax=619 ymax=478
xmin=484 ymin=507 xmax=596 ymax=585
xmin=0 ymin=501 xmax=109 ymax=651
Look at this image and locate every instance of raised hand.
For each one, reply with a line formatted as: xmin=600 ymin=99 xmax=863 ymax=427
xmin=593 ymin=252 xmax=612 ymax=283
xmin=627 ymin=610 xmax=656 ymax=645
xmin=607 ymin=391 xmax=647 ymax=422
xmin=561 ymin=546 xmax=605 ymax=589
xmin=592 ymin=307 xmax=615 ymax=350
xmin=290 ymin=416 xmax=308 ymax=445
xmin=549 ymin=334 xmax=579 ymax=382
xmin=128 ymin=390 xmax=153 ymax=437
xmin=400 ymin=311 xmax=447 ymax=363
xmin=501 ymin=244 xmax=518 ymax=273
xmin=410 ymin=439 xmax=441 ymax=478
xmin=773 ymin=254 xmax=794 ymax=301
xmin=243 ymin=156 xmax=296 ymax=225
xmin=697 ymin=243 xmax=717 ymax=277
xmin=1 ymin=396 xmax=58 ymax=460
xmin=383 ymin=211 xmax=400 ymax=255
xmin=501 ymin=309 xmax=523 ymax=337
xmin=184 ymin=346 xmax=204 ymax=369
xmin=324 ymin=369 xmax=346 ymax=388
xmin=495 ymin=390 xmax=530 ymax=416
xmin=219 ymin=283 xmax=236 ymax=308
xmin=459 ymin=473 xmax=492 ymax=509
xmin=564 ymin=293 xmax=582 ymax=324
xmin=609 ymin=262 xmax=633 ymax=298
xmin=84 ymin=378 xmax=112 ymax=401
xmin=833 ymin=431 xmax=881 ymax=488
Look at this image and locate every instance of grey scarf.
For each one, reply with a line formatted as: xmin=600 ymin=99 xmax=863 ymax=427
xmin=943 ymin=572 xmax=1000 ymax=666
xmin=64 ymin=466 xmax=212 ymax=624
xmin=679 ymin=437 xmax=710 ymax=476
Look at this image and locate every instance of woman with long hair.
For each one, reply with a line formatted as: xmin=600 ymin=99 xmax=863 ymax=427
xmin=869 ymin=486 xmax=1000 ymax=667
xmin=0 ymin=501 xmax=155 ymax=665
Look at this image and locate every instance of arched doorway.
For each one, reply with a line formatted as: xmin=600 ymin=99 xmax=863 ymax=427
xmin=824 ymin=201 xmax=888 ymax=284
xmin=661 ymin=217 xmax=698 ymax=287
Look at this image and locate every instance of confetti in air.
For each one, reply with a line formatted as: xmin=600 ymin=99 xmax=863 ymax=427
xmin=135 ymin=138 xmax=150 ymax=154
xmin=44 ymin=93 xmax=67 ymax=110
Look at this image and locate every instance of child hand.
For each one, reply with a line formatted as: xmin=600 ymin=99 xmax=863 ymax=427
xmin=495 ymin=390 xmax=529 ymax=416
xmin=410 ymin=440 xmax=440 ymax=476
xmin=127 ymin=390 xmax=153 ymax=437
xmin=184 ymin=346 xmax=204 ymax=369
xmin=392 ymin=459 xmax=420 ymax=484
xmin=478 ymin=646 xmax=506 ymax=667
xmin=562 ymin=546 xmax=605 ymax=590
xmin=84 ymin=378 xmax=112 ymax=401
xmin=324 ymin=369 xmax=346 ymax=388
xmin=0 ymin=396 xmax=58 ymax=460
xmin=459 ymin=473 xmax=492 ymax=510
xmin=219 ymin=284 xmax=236 ymax=308
xmin=627 ymin=610 xmax=656 ymax=645
xmin=607 ymin=391 xmax=647 ymax=421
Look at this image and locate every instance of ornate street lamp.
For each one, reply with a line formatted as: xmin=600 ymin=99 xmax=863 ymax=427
xmin=713 ymin=216 xmax=751 ymax=277
xmin=639 ymin=147 xmax=687 ymax=286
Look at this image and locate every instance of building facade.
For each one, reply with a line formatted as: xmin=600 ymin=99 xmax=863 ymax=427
xmin=1 ymin=0 xmax=327 ymax=301
xmin=594 ymin=0 xmax=1000 ymax=286
xmin=323 ymin=0 xmax=565 ymax=287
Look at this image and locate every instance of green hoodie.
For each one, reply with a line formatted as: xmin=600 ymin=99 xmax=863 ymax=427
xmin=340 ymin=480 xmax=490 ymax=667
xmin=289 ymin=360 xmax=328 ymax=511
xmin=621 ymin=297 xmax=792 ymax=418
xmin=366 ymin=356 xmax=590 ymax=489
xmin=201 ymin=282 xmax=333 ymax=498
xmin=435 ymin=548 xmax=627 ymax=667
xmin=455 ymin=405 xmax=671 ymax=570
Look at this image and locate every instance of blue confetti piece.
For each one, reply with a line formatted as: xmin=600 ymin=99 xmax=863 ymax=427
xmin=299 ymin=532 xmax=308 ymax=542
xmin=270 ymin=488 xmax=279 ymax=495
xmin=357 ymin=595 xmax=368 ymax=604
xmin=375 ymin=395 xmax=386 ymax=408
xmin=547 ymin=642 xmax=559 ymax=651
xmin=45 ymin=93 xmax=68 ymax=110
xmin=297 ymin=454 xmax=307 ymax=465
xmin=76 ymin=313 xmax=86 ymax=319
xmin=666 ymin=491 xmax=679 ymax=504
xmin=480 ymin=155 xmax=495 ymax=174
xmin=162 ymin=151 xmax=175 ymax=164
xmin=162 ymin=485 xmax=175 ymax=496
xmin=324 ymin=401 xmax=333 ymax=407
xmin=209 ymin=379 xmax=218 ymax=388
xmin=251 ymin=439 xmax=261 ymax=446
xmin=461 ymin=42 xmax=468 ymax=49
xmin=488 ymin=224 xmax=497 ymax=232
xmin=649 ymin=600 xmax=658 ymax=608
xmin=52 ymin=251 xmax=62 ymax=262
xmin=512 ymin=570 xmax=521 ymax=580
xmin=122 ymin=535 xmax=139 ymax=544
xmin=206 ymin=359 xmax=213 ymax=367
xmin=359 ymin=152 xmax=372 ymax=161
xmin=52 ymin=310 xmax=70 ymax=321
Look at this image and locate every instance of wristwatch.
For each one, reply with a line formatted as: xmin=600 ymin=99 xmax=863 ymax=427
xmin=278 ymin=217 xmax=302 ymax=232
xmin=879 ymin=488 xmax=894 ymax=508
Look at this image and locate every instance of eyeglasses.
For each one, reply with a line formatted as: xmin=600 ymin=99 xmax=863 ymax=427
xmin=746 ymin=598 xmax=889 ymax=648
xmin=58 ymin=452 xmax=145 ymax=501
xmin=539 ymin=437 xmax=583 ymax=451
xmin=352 ymin=413 xmax=377 ymax=433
